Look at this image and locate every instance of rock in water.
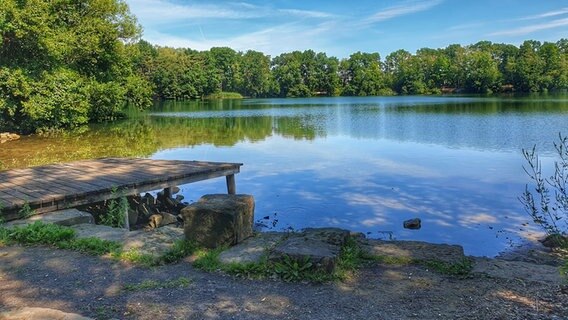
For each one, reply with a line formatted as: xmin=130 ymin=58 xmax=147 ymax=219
xmin=403 ymin=218 xmax=421 ymax=230
xmin=145 ymin=212 xmax=178 ymax=230
xmin=181 ymin=194 xmax=254 ymax=248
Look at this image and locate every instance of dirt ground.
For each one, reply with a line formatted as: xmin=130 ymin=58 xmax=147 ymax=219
xmin=0 ymin=245 xmax=566 ymax=320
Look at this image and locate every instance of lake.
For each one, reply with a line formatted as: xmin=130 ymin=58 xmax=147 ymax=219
xmin=1 ymin=95 xmax=567 ymax=256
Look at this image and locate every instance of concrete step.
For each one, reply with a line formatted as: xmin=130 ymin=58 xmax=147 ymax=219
xmin=4 ymin=209 xmax=94 ymax=229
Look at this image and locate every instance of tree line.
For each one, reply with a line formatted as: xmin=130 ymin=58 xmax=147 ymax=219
xmin=139 ymin=39 xmax=568 ymax=100
xmin=1 ymin=0 xmax=567 ymax=133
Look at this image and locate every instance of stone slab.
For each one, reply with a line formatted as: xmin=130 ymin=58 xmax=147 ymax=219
xmin=267 ymin=228 xmax=351 ymax=272
xmin=71 ymin=223 xmax=185 ymax=258
xmin=360 ymin=239 xmax=466 ymax=264
xmin=219 ymin=232 xmax=286 ymax=264
xmin=123 ymin=226 xmax=185 ymax=256
xmin=472 ymin=258 xmax=564 ymax=284
xmin=0 ymin=307 xmax=92 ymax=320
xmin=4 ymin=209 xmax=94 ymax=229
xmin=71 ymin=223 xmax=133 ymax=242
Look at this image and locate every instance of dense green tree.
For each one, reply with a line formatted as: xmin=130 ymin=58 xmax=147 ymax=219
xmin=209 ymin=47 xmax=241 ymax=92
xmin=340 ymin=52 xmax=390 ymax=96
xmin=0 ymin=0 xmax=152 ymax=133
xmin=240 ymin=50 xmax=274 ymax=98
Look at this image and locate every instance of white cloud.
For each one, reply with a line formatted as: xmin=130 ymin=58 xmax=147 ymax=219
xmin=127 ymin=0 xmax=334 ymax=26
xmin=489 ymin=17 xmax=568 ymax=36
xmin=363 ymin=0 xmax=444 ymax=24
xmin=518 ymin=7 xmax=568 ymax=21
xmin=143 ymin=21 xmax=339 ymax=57
xmin=278 ymin=8 xmax=336 ymax=19
xmin=128 ymin=0 xmax=261 ymax=23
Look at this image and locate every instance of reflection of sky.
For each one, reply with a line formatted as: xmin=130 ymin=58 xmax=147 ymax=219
xmin=153 ymin=135 xmax=553 ymax=257
xmin=151 ymin=97 xmax=567 ymax=257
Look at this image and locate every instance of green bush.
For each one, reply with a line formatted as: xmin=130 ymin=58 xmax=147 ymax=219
xmin=87 ymin=80 xmax=127 ymax=122
xmin=520 ymin=133 xmax=568 ymax=237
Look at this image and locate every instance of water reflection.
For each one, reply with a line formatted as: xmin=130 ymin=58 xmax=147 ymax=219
xmin=1 ymin=95 xmax=567 ymax=256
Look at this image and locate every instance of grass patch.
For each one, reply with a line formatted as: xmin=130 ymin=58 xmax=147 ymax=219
xmin=122 ymin=277 xmax=192 ymax=292
xmin=58 ymin=237 xmax=121 ymax=255
xmin=160 ymin=240 xmax=198 ymax=264
xmin=192 ymin=247 xmax=225 ymax=272
xmin=112 ymin=249 xmax=157 ymax=267
xmin=8 ymin=221 xmax=75 ymax=245
xmin=204 ymin=92 xmax=243 ymax=99
xmin=423 ymin=258 xmax=473 ymax=276
xmin=0 ymin=221 xmax=122 ymax=255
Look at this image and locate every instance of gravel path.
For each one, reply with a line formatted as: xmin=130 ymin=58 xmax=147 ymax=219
xmin=0 ymin=245 xmax=566 ymax=320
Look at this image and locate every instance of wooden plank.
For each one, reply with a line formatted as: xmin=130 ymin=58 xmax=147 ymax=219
xmin=0 ymin=158 xmax=242 ymax=221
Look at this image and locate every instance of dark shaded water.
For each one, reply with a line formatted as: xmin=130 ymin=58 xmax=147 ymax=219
xmin=2 ymin=95 xmax=567 ymax=256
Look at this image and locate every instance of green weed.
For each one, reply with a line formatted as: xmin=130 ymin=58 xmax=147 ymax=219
xmin=18 ymin=202 xmax=34 ymax=219
xmin=122 ymin=277 xmax=192 ymax=292
xmin=100 ymin=187 xmax=128 ymax=228
xmin=273 ymin=255 xmax=313 ymax=282
xmin=0 ymin=227 xmax=8 ymax=246
xmin=160 ymin=240 xmax=197 ymax=264
xmin=192 ymin=247 xmax=225 ymax=272
xmin=224 ymin=260 xmax=270 ymax=279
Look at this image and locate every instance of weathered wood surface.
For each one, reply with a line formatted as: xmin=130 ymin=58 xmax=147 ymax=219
xmin=0 ymin=158 xmax=242 ymax=221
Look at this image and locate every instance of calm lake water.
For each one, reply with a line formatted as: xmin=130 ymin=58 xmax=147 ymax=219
xmin=2 ymin=95 xmax=568 ymax=256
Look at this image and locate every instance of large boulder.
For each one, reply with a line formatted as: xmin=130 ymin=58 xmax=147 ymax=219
xmin=180 ymin=194 xmax=254 ymax=248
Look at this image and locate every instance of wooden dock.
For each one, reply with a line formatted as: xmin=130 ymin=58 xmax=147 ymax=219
xmin=0 ymin=158 xmax=242 ymax=221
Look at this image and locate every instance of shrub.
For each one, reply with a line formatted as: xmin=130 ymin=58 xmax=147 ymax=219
xmin=520 ymin=133 xmax=568 ymax=237
xmin=21 ymin=69 xmax=90 ymax=132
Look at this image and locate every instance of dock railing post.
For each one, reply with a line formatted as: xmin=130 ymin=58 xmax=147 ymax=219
xmin=226 ymin=174 xmax=236 ymax=194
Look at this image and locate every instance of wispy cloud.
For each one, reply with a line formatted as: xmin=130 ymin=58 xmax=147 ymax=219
xmin=129 ymin=0 xmax=261 ymax=22
xmin=143 ymin=21 xmax=339 ymax=57
xmin=278 ymin=8 xmax=336 ymax=19
xmin=129 ymin=0 xmax=334 ymax=25
xmin=518 ymin=7 xmax=568 ymax=20
xmin=489 ymin=17 xmax=568 ymax=36
xmin=363 ymin=0 xmax=444 ymax=24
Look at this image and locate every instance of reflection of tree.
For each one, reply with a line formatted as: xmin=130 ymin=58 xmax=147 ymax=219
xmin=0 ymin=104 xmax=324 ymax=169
xmin=274 ymin=117 xmax=319 ymax=140
xmin=390 ymin=97 xmax=568 ymax=114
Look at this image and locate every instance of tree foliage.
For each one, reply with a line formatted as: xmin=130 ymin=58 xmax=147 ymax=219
xmin=0 ymin=0 xmax=153 ymax=133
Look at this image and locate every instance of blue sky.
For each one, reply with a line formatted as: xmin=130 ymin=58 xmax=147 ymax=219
xmin=126 ymin=0 xmax=568 ymax=58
